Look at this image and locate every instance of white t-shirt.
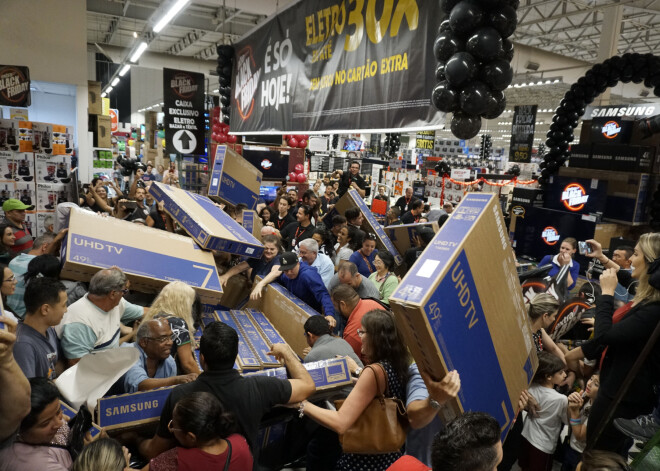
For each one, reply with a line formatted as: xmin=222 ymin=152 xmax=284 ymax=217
xmin=569 ymin=402 xmax=589 ymax=453
xmin=522 ymin=383 xmax=568 ymax=454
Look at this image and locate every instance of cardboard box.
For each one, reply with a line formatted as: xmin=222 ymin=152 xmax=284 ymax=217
xmin=389 ymin=193 xmax=536 ymax=439
xmin=385 ymin=222 xmax=439 ymax=260
xmin=558 ymin=167 xmax=653 ymax=225
xmin=215 ymin=310 xmax=261 ymax=371
xmin=246 ymin=279 xmax=316 ymax=358
xmin=88 ymin=81 xmax=102 ymax=115
xmin=324 ymin=189 xmax=403 ymax=266
xmin=217 ymin=273 xmax=252 ymax=309
xmin=230 ymin=310 xmax=281 ymax=368
xmin=244 ymin=308 xmax=289 ymax=347
xmin=207 ymin=145 xmax=262 ymax=209
xmin=35 ymin=211 xmax=54 ymax=237
xmin=60 ymin=401 xmax=103 ymax=438
xmin=36 ymin=183 xmax=66 ymax=211
xmin=32 ymin=123 xmax=74 ymax=155
xmin=510 ymin=187 xmax=544 ymax=207
xmin=568 ymin=144 xmax=591 ymax=169
xmin=14 ymin=181 xmax=34 ymax=207
xmin=245 ymin=358 xmax=353 ymax=392
xmin=16 ymin=121 xmax=33 ymax=152
xmin=0 ymin=151 xmax=16 ymax=182
xmin=89 ymin=115 xmax=112 ymax=148
xmin=148 ymin=182 xmax=264 ymax=258
xmin=0 ymin=119 xmax=21 ymax=152
xmin=12 ymin=152 xmax=34 ymax=182
xmin=96 ymin=386 xmax=174 ymax=431
xmin=61 ymin=208 xmax=224 ymax=304
xmin=241 ymin=210 xmax=263 ymax=240
xmin=607 ymin=144 xmax=655 ymax=173
xmin=590 ymin=144 xmax=615 ymax=170
xmin=35 ymin=153 xmax=71 ymax=184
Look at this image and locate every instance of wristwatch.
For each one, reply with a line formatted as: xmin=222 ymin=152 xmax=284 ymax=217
xmin=429 ymin=398 xmax=442 ymax=410
xmin=353 ymin=367 xmax=363 ymax=377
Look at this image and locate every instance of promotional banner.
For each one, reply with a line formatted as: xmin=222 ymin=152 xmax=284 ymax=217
xmin=509 ymin=105 xmax=537 ymax=163
xmin=415 ymin=130 xmax=435 ymax=151
xmin=163 ymin=68 xmax=205 ymax=155
xmin=0 ymin=65 xmax=31 ymax=107
xmin=230 ymin=0 xmax=443 ymax=133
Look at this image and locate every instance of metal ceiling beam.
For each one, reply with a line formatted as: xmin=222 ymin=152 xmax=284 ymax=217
xmin=518 ymin=0 xmax=639 ymax=27
xmin=103 ymin=16 xmax=120 ymax=44
xmin=167 ymin=29 xmax=206 ymax=55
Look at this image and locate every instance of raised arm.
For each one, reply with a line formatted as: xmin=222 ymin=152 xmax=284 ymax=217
xmin=0 ymin=317 xmax=31 ymax=442
xmin=268 ymin=343 xmax=315 ymax=403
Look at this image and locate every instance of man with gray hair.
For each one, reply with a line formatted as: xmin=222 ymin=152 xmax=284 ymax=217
xmin=122 ymin=319 xmax=197 ymax=393
xmin=326 ymin=262 xmax=381 ymax=300
xmin=57 ymin=267 xmax=145 ymax=366
xmin=298 ymin=238 xmax=334 ymax=288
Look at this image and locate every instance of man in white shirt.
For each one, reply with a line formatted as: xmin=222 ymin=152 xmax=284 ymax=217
xmin=298 ymin=238 xmax=334 ymax=288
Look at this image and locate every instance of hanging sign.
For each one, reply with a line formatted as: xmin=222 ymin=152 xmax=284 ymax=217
xmin=416 ymin=131 xmax=436 ymax=150
xmin=509 ymin=105 xmax=537 ymax=163
xmin=230 ymin=0 xmax=443 ymax=133
xmin=0 ymin=65 xmax=31 ymax=107
xmin=163 ymin=68 xmax=205 ymax=155
xmin=109 ymin=109 xmax=119 ymax=132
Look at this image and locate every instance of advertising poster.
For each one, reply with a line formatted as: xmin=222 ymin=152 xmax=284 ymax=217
xmin=163 ymin=68 xmax=206 ymax=155
xmin=230 ymin=0 xmax=443 ymax=133
xmin=509 ymin=105 xmax=537 ymax=163
xmin=0 ymin=65 xmax=31 ymax=107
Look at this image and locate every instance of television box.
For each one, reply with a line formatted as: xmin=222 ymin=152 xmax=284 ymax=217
xmin=324 ymin=189 xmax=403 ymax=266
xmin=61 ymin=208 xmax=224 ymax=304
xmin=88 ymin=81 xmax=102 ymax=115
xmin=568 ymin=144 xmax=591 ymax=169
xmin=241 ymin=210 xmax=263 ymax=240
xmin=245 ymin=357 xmax=353 ymax=392
xmin=230 ymin=310 xmax=281 ymax=368
xmin=244 ymin=308 xmax=289 ymax=346
xmin=384 ymin=222 xmax=439 ymax=259
xmin=208 ymin=145 xmax=262 ymax=209
xmin=60 ymin=401 xmax=102 ymax=439
xmin=215 ymin=310 xmax=262 ymax=371
xmin=510 ymin=187 xmax=544 ymax=207
xmin=590 ymin=145 xmax=615 ymax=170
xmin=35 ymin=153 xmax=71 ymax=184
xmin=149 ymin=182 xmax=264 ymax=258
xmin=217 ymin=273 xmax=252 ymax=309
xmin=36 ymin=183 xmax=66 ymax=211
xmin=246 ymin=278 xmax=316 ymax=358
xmin=97 ymin=386 xmax=175 ymax=431
xmin=558 ymin=167 xmax=654 ymax=225
xmin=593 ymin=144 xmax=656 ymax=173
xmin=389 ymin=193 xmax=537 ymax=440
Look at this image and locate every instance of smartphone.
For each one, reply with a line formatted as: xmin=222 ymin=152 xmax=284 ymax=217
xmin=123 ymin=201 xmax=137 ymax=210
xmin=578 ymin=241 xmax=593 ymax=255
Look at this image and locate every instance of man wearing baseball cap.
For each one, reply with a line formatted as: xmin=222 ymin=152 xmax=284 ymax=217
xmin=251 ymin=251 xmax=338 ymax=328
xmin=2 ymin=199 xmax=34 ymax=253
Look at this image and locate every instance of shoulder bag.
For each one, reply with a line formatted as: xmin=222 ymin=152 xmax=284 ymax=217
xmin=334 ymin=363 xmax=408 ymax=454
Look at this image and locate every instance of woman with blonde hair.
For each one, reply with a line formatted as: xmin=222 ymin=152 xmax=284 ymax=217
xmin=566 ymin=234 xmax=660 ymax=455
xmin=143 ymin=281 xmax=201 ymax=374
xmin=527 ymin=292 xmax=565 ymax=362
xmin=72 ymin=438 xmax=130 ymax=471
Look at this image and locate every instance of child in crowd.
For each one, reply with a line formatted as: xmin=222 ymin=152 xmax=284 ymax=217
xmin=519 ymin=351 xmax=569 ymax=471
xmin=562 ymin=373 xmax=600 ymax=471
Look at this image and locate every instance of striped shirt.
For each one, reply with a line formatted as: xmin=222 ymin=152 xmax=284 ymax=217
xmin=2 ymin=217 xmax=33 ymax=253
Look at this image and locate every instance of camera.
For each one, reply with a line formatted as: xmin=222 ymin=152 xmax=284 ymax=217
xmin=587 ymin=260 xmax=604 ymax=277
xmin=578 ymin=241 xmax=593 ymax=255
xmin=136 ymin=179 xmax=146 ymax=189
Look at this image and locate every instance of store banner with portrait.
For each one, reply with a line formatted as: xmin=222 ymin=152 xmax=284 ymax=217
xmin=230 ymin=0 xmax=443 ymax=133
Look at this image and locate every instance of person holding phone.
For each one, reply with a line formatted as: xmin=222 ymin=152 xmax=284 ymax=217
xmin=538 ymin=237 xmax=580 ymax=291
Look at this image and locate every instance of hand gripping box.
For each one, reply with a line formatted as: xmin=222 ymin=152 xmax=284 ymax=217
xmin=207 ymin=145 xmax=262 ymax=209
xmin=324 ymin=189 xmax=403 ymax=265
xmin=61 ymin=208 xmax=224 ymax=304
xmin=389 ymin=194 xmax=537 ymax=440
xmin=149 ymin=182 xmax=264 ymax=258
xmin=384 ymin=221 xmax=440 ymax=259
xmin=97 ymin=386 xmax=175 ymax=431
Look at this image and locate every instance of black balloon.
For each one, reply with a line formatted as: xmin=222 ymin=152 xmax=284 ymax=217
xmin=481 ymin=59 xmax=513 ymax=90
xmin=219 ymin=76 xmax=230 ymax=87
xmin=434 ymin=31 xmax=466 ymax=62
xmin=482 ymin=90 xmax=506 ymax=119
xmin=449 ymin=1 xmax=484 ymax=34
xmin=436 ymin=62 xmax=447 ymax=81
xmin=499 ymin=39 xmax=514 ymax=61
xmin=460 ymin=80 xmax=492 ymax=115
xmin=217 ymin=45 xmax=234 ymax=58
xmin=489 ymin=6 xmax=517 ymax=38
xmin=466 ymin=27 xmax=503 ymax=61
xmin=442 ymin=0 xmax=461 ymax=13
xmin=450 ymin=111 xmax=482 ymax=139
xmin=432 ymin=81 xmax=460 ymax=112
xmin=445 ymin=52 xmax=478 ymax=86
xmin=220 ymin=96 xmax=229 ymax=107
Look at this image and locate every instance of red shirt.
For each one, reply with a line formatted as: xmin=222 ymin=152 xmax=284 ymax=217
xmin=150 ymin=434 xmax=253 ymax=471
xmin=343 ymin=299 xmax=386 ymax=361
xmin=387 ymin=455 xmax=430 ymax=471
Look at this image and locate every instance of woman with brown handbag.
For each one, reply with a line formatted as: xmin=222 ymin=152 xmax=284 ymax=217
xmin=298 ymin=309 xmax=411 ymax=470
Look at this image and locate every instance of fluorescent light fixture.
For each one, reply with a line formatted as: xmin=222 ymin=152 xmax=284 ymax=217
xmin=106 ymin=86 xmax=113 ymax=93
xmin=553 ymin=79 xmax=560 ymax=83
xmin=160 ymin=102 xmax=164 ymax=105
xmin=119 ymin=64 xmax=131 ymax=76
xmin=101 ymin=92 xmax=107 ymax=98
xmin=153 ymin=0 xmax=190 ymax=33
xmin=545 ymin=80 xmax=552 ymax=84
xmin=130 ymin=41 xmax=149 ymax=63
xmin=111 ymin=77 xmax=120 ymax=87
xmin=213 ymin=89 xmax=219 ymax=93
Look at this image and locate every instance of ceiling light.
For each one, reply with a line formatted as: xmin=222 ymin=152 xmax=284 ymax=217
xmin=119 ymin=64 xmax=131 ymax=76
xmin=153 ymin=0 xmax=190 ymax=33
xmin=553 ymin=79 xmax=560 ymax=83
xmin=133 ymin=32 xmax=138 ymax=38
xmin=130 ymin=41 xmax=149 ymax=63
xmin=101 ymin=92 xmax=107 ymax=98
xmin=106 ymin=86 xmax=113 ymax=93
xmin=545 ymin=80 xmax=552 ymax=84
xmin=528 ymin=82 xmax=535 ymax=86
xmin=111 ymin=77 xmax=120 ymax=87
xmin=537 ymin=81 xmax=543 ymax=85
xmin=213 ymin=89 xmax=219 ymax=93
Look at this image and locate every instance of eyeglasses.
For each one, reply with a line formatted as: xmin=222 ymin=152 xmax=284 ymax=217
xmin=3 ymin=275 xmax=16 ymax=283
xmin=357 ymin=329 xmax=367 ymax=337
xmin=146 ymin=334 xmax=175 ymax=343
xmin=167 ymin=420 xmax=184 ymax=433
xmin=115 ymin=287 xmax=129 ymax=295
xmin=366 ymin=233 xmax=377 ymax=240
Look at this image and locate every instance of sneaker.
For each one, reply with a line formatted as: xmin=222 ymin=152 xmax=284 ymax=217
xmin=614 ymin=414 xmax=660 ymax=441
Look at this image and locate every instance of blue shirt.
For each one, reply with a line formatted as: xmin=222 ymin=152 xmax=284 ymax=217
xmin=305 ymin=253 xmax=335 ymax=287
xmin=277 ymin=263 xmax=336 ymax=322
xmin=7 ymin=253 xmax=36 ymax=318
xmin=539 ymin=254 xmax=580 ymax=291
xmin=349 ymin=249 xmax=379 ymax=278
xmin=122 ymin=343 xmax=177 ymax=393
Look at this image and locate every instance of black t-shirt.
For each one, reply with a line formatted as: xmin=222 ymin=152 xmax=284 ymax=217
xmin=247 ymin=254 xmax=281 ymax=282
xmin=404 ymin=247 xmax=423 ymax=272
xmin=280 ymin=222 xmax=315 ymax=251
xmin=156 ymin=369 xmax=291 ymax=457
xmin=394 ymin=196 xmax=419 ymax=214
xmin=149 ymin=206 xmax=168 ymax=230
xmin=337 ymin=171 xmax=366 ymax=197
xmin=125 ymin=203 xmax=150 ymax=222
xmin=274 ymin=213 xmax=295 ymax=231
xmin=401 ymin=211 xmax=420 ymax=225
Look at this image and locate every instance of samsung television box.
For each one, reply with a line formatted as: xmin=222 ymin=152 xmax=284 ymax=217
xmin=149 ymin=182 xmax=264 ymax=258
xmin=61 ymin=208 xmax=224 ymax=304
xmin=97 ymin=386 xmax=175 ymax=431
xmin=384 ymin=221 xmax=439 ymax=259
xmin=208 ymin=145 xmax=262 ymax=209
xmin=324 ymin=189 xmax=403 ymax=265
xmin=389 ymin=193 xmax=537 ymax=439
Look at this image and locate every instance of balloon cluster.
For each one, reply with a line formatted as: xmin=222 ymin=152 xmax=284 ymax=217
xmin=506 ymin=164 xmax=521 ymax=177
xmin=210 ymin=106 xmax=237 ymax=143
xmin=287 ymin=163 xmax=307 ymax=183
xmin=435 ymin=160 xmax=452 ymax=176
xmin=332 ymin=135 xmax=339 ymax=149
xmin=540 ymin=53 xmax=660 ymax=185
xmin=216 ymin=45 xmax=235 ymax=125
xmin=536 ymin=142 xmax=546 ymax=160
xmin=432 ymin=0 xmax=518 ymax=140
xmin=384 ymin=133 xmax=401 ymax=155
xmin=284 ymin=134 xmax=309 ymax=149
xmin=479 ymin=134 xmax=492 ymax=159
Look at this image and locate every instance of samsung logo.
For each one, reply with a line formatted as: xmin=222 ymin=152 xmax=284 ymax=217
xmin=590 ymin=106 xmax=655 ymax=118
